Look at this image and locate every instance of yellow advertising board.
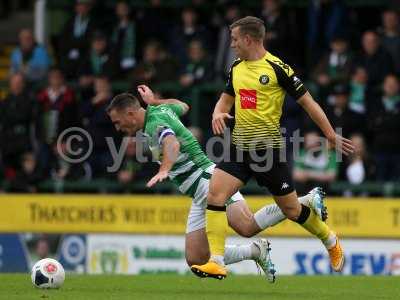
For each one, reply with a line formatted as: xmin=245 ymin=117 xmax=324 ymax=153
xmin=0 ymin=194 xmax=399 ymax=237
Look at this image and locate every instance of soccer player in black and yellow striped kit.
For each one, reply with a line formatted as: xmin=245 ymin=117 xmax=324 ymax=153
xmin=191 ymin=16 xmax=354 ymax=279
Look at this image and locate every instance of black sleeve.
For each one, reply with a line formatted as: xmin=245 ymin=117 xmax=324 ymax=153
xmin=223 ymin=59 xmax=242 ymax=96
xmin=224 ymin=66 xmax=235 ymax=96
xmin=267 ymin=60 xmax=307 ymax=100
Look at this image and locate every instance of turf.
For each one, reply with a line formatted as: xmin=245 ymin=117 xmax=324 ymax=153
xmin=0 ymin=274 xmax=398 ymax=300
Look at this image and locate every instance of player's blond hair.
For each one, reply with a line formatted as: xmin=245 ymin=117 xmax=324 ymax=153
xmin=230 ymin=16 xmax=265 ymax=41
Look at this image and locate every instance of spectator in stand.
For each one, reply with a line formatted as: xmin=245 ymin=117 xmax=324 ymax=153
xmin=36 ymin=68 xmax=79 ymax=173
xmin=80 ymin=76 xmax=120 ymax=178
xmin=10 ymin=28 xmax=51 ymax=83
xmin=59 ymin=0 xmax=97 ymax=79
xmin=111 ymin=1 xmax=137 ymax=77
xmin=307 ymin=0 xmax=348 ymax=66
xmin=0 ymin=74 xmax=37 ymax=172
xmin=260 ymin=0 xmax=293 ymax=62
xmin=356 ymin=31 xmax=393 ymax=90
xmin=168 ymin=6 xmax=208 ymax=64
xmin=215 ymin=3 xmax=240 ymax=79
xmin=131 ymin=40 xmax=178 ymax=87
xmin=369 ymin=73 xmax=400 ymax=113
xmin=340 ymin=134 xmax=375 ymax=190
xmin=7 ymin=152 xmax=42 ymax=193
xmin=312 ymin=36 xmax=353 ymax=93
xmin=135 ymin=0 xmax=170 ymax=46
xmin=293 ymin=131 xmax=338 ymax=194
xmin=379 ymin=10 xmax=400 ymax=75
xmin=117 ymin=138 xmax=141 ymax=185
xmin=369 ymin=74 xmax=400 ymax=181
xmin=35 ymin=238 xmax=50 ymax=259
xmin=179 ymin=40 xmax=212 ymax=89
xmin=79 ymin=31 xmax=114 ymax=81
xmin=29 ymin=238 xmax=51 ymax=264
xmin=177 ymin=40 xmax=212 ymax=126
xmin=325 ymin=83 xmax=366 ymax=138
xmin=49 ymin=142 xmax=92 ymax=182
xmin=348 ymin=66 xmax=368 ymax=114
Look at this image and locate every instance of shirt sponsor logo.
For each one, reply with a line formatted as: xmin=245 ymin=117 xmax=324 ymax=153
xmin=239 ymin=89 xmax=257 ymax=109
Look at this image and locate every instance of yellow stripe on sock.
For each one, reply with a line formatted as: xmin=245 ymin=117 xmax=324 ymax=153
xmin=206 ymin=210 xmax=228 ymax=256
xmin=301 ymin=209 xmax=330 ymax=241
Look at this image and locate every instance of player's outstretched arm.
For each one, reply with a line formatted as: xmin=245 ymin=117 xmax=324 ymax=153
xmin=297 ymin=92 xmax=355 ymax=156
xmin=146 ymin=135 xmax=180 ymax=188
xmin=212 ymin=92 xmax=235 ymax=135
xmin=138 ymin=85 xmax=189 ymax=115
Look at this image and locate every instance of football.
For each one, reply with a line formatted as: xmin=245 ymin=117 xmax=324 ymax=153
xmin=31 ymin=258 xmax=65 ymax=289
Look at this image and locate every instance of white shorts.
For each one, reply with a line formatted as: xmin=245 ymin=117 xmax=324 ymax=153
xmin=186 ymin=164 xmax=244 ymax=233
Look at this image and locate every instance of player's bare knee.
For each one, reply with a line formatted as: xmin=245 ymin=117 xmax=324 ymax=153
xmin=207 ymin=190 xmax=225 ymax=205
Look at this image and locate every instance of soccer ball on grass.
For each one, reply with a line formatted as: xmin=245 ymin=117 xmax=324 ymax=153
xmin=31 ymin=258 xmax=65 ymax=289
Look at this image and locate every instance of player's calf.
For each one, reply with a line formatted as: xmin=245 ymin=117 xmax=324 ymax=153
xmin=227 ymin=202 xmax=260 ymax=238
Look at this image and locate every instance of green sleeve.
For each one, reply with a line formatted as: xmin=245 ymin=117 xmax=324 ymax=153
xmin=144 ymin=115 xmax=158 ymax=137
xmin=165 ymin=103 xmax=185 ymax=117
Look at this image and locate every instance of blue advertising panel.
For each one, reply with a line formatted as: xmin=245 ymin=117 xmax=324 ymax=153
xmin=0 ymin=234 xmax=30 ymax=272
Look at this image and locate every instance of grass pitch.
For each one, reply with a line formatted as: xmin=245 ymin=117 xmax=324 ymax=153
xmin=1 ymin=274 xmax=398 ymax=300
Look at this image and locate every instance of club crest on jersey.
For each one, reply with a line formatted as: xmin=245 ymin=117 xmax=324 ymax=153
xmin=259 ymin=74 xmax=269 ymax=85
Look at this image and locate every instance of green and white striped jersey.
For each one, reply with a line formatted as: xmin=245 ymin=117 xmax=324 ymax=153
xmin=143 ymin=104 xmax=213 ymax=203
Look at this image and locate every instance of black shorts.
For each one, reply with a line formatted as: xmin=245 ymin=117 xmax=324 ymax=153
xmin=216 ymin=144 xmax=294 ymax=196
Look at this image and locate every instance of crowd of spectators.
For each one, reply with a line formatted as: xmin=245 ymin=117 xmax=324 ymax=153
xmin=0 ymin=0 xmax=399 ymax=195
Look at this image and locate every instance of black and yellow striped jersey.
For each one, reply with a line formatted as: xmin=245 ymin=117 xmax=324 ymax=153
xmin=225 ymin=52 xmax=307 ymax=150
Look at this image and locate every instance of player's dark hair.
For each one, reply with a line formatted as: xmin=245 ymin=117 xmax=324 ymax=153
xmin=230 ymin=16 xmax=265 ymax=41
xmin=106 ymin=92 xmax=141 ymax=113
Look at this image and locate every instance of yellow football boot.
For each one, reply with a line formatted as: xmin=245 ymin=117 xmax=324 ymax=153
xmin=191 ymin=260 xmax=227 ymax=280
xmin=328 ymin=235 xmax=345 ymax=272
